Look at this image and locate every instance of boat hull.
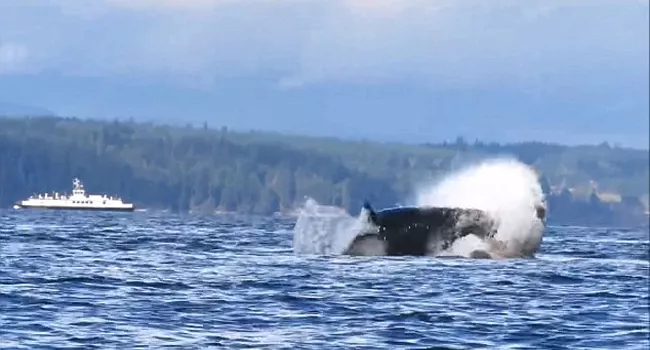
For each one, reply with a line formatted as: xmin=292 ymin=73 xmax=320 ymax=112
xmin=13 ymin=178 xmax=136 ymax=213
xmin=14 ymin=204 xmax=135 ymax=212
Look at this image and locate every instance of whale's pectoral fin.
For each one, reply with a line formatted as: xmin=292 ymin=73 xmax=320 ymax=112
xmin=362 ymin=200 xmax=378 ymax=225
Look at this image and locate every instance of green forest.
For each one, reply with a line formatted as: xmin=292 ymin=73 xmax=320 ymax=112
xmin=1 ymin=116 xmax=648 ymax=227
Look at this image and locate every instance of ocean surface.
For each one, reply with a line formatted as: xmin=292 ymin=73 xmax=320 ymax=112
xmin=1 ymin=210 xmax=648 ymax=349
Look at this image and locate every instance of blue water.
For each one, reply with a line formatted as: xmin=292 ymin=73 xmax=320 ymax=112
xmin=1 ymin=210 xmax=648 ymax=349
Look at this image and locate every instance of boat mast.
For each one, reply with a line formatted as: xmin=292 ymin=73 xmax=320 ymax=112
xmin=72 ymin=178 xmax=85 ymax=196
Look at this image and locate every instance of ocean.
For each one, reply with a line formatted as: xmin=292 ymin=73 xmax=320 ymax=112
xmin=1 ymin=210 xmax=648 ymax=349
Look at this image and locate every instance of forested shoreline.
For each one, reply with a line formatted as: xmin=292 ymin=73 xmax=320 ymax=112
xmin=1 ymin=116 xmax=648 ymax=227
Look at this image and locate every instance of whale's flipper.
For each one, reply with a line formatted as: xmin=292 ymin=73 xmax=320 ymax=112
xmin=362 ymin=200 xmax=378 ymax=225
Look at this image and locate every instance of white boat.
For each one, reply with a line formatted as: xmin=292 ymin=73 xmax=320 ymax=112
xmin=13 ymin=178 xmax=135 ymax=212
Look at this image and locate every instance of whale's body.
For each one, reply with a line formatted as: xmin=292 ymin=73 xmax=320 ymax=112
xmin=343 ymin=201 xmax=546 ymax=257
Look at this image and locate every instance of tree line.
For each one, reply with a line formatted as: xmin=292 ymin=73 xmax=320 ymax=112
xmin=0 ymin=116 xmax=647 ymax=227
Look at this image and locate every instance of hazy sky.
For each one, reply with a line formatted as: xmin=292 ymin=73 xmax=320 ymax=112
xmin=1 ymin=0 xmax=648 ymax=147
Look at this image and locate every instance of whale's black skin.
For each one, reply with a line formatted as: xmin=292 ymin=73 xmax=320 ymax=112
xmin=343 ymin=202 xmax=497 ymax=256
xmin=344 ymin=201 xmax=547 ymax=256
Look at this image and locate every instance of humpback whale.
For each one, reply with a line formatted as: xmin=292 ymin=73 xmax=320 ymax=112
xmin=343 ymin=201 xmax=546 ymax=257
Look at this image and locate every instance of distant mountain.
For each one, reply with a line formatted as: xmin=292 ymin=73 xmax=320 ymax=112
xmin=0 ymin=116 xmax=647 ymax=226
xmin=0 ymin=101 xmax=57 ymax=117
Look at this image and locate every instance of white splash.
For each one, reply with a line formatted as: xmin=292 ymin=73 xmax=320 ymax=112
xmin=415 ymin=157 xmax=546 ymax=258
xmin=292 ymin=198 xmax=373 ymax=255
